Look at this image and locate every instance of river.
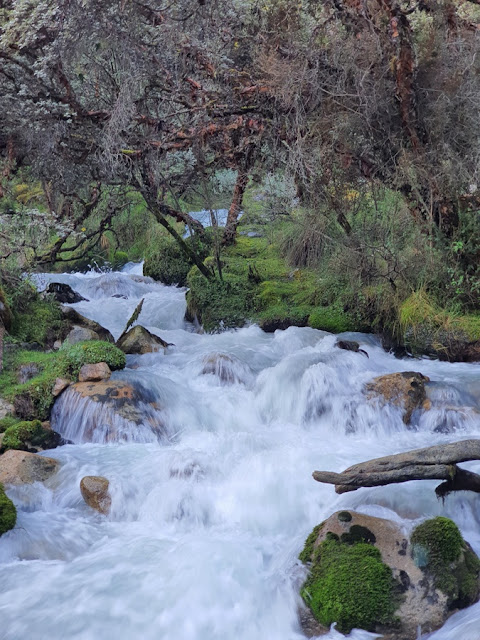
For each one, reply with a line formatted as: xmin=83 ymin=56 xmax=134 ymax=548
xmin=1 ymin=263 xmax=480 ymax=640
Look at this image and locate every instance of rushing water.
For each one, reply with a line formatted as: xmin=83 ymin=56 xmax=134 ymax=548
xmin=2 ymin=264 xmax=480 ymax=640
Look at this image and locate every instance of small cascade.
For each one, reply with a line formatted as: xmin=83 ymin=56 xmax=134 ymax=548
xmin=2 ymin=264 xmax=480 ymax=640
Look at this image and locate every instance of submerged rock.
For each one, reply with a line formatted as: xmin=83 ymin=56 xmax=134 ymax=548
xmin=52 ymin=379 xmax=166 ymax=443
xmin=80 ymin=476 xmax=111 ymax=514
xmin=78 ymin=362 xmax=111 ymax=382
xmin=116 ymin=325 xmax=171 ymax=355
xmin=364 ymin=371 xmax=430 ymax=424
xmin=299 ymin=512 xmax=480 ymax=640
xmin=0 ymin=450 xmax=60 ymax=485
xmin=335 ymin=340 xmax=369 ymax=357
xmin=201 ymin=353 xmax=250 ymax=385
xmin=47 ymin=282 xmax=88 ymax=304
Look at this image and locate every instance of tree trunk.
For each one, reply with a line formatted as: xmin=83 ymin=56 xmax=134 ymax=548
xmin=0 ymin=324 xmax=4 ymax=373
xmin=222 ymin=171 xmax=249 ymax=246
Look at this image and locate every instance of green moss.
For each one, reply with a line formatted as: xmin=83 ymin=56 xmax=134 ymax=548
xmin=0 ymin=483 xmax=16 ymax=536
xmin=10 ymin=297 xmax=66 ymax=347
xmin=337 ymin=511 xmax=352 ymax=523
xmin=62 ymin=340 xmax=126 ymax=376
xmin=0 ymin=341 xmax=125 ymax=421
xmin=411 ymin=517 xmax=479 ymax=608
xmin=300 ymin=537 xmax=397 ymax=634
xmin=1 ymin=419 xmax=53 ymax=452
xmin=144 ymin=234 xmax=211 ymax=286
xmin=110 ymin=250 xmax=128 ymax=270
xmin=0 ymin=416 xmax=20 ymax=433
xmin=308 ymin=304 xmax=357 ymax=333
xmin=299 ymin=523 xmax=324 ymax=563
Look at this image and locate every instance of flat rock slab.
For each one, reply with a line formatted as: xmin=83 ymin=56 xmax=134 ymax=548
xmin=0 ymin=450 xmax=60 ymax=485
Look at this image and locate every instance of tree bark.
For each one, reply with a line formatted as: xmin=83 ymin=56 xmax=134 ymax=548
xmin=312 ymin=439 xmax=480 ymax=495
xmin=222 ymin=171 xmax=249 ymax=246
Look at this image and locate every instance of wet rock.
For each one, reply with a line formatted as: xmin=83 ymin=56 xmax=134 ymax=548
xmin=0 ymin=419 xmax=63 ymax=453
xmin=66 ymin=325 xmax=101 ymax=344
xmin=364 ymin=371 xmax=430 ymax=424
xmin=0 ymin=450 xmax=60 ymax=485
xmin=201 ymin=353 xmax=248 ymax=384
xmin=47 ymin=282 xmax=88 ymax=304
xmin=0 ymin=398 xmax=14 ymax=420
xmin=78 ymin=362 xmax=111 ymax=382
xmin=52 ymin=377 xmax=71 ymax=397
xmin=60 ymin=306 xmax=114 ymax=343
xmin=116 ymin=325 xmax=171 ymax=355
xmin=335 ymin=340 xmax=369 ymax=357
xmin=80 ymin=475 xmax=111 ymax=514
xmin=299 ymin=512 xmax=480 ymax=640
xmin=16 ymin=363 xmax=41 ymax=384
xmin=52 ymin=380 xmax=166 ymax=442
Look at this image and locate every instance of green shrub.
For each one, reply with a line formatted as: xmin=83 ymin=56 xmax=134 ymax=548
xmin=0 ymin=484 xmax=16 ymax=536
xmin=144 ymin=234 xmax=211 ymax=286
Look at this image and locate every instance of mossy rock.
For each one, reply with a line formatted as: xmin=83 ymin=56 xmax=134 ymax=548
xmin=144 ymin=235 xmax=210 ymax=286
xmin=300 ymin=538 xmax=397 ymax=633
xmin=411 ymin=516 xmax=480 ymax=609
xmin=10 ymin=296 xmax=67 ymax=348
xmin=0 ymin=483 xmax=16 ymax=536
xmin=0 ymin=342 xmax=125 ymax=421
xmin=1 ymin=419 xmax=60 ymax=453
xmin=0 ymin=416 xmax=19 ymax=433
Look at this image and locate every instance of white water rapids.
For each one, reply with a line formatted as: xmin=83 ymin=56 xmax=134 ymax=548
xmin=1 ymin=264 xmax=480 ymax=640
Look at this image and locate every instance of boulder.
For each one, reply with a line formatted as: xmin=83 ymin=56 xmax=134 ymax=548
xmin=16 ymin=363 xmax=41 ymax=384
xmin=299 ymin=512 xmax=480 ymax=640
xmin=47 ymin=282 xmax=88 ymax=304
xmin=52 ymin=377 xmax=71 ymax=397
xmin=66 ymin=325 xmax=101 ymax=344
xmin=52 ymin=379 xmax=166 ymax=442
xmin=364 ymin=371 xmax=430 ymax=424
xmin=0 ymin=450 xmax=60 ymax=485
xmin=80 ymin=475 xmax=111 ymax=514
xmin=116 ymin=325 xmax=171 ymax=355
xmin=60 ymin=305 xmax=114 ymax=342
xmin=0 ymin=398 xmax=14 ymax=420
xmin=78 ymin=362 xmax=111 ymax=382
xmin=335 ymin=340 xmax=368 ymax=357
xmin=0 ymin=419 xmax=63 ymax=453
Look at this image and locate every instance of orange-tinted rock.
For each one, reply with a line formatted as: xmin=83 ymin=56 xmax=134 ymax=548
xmin=80 ymin=475 xmax=111 ymax=514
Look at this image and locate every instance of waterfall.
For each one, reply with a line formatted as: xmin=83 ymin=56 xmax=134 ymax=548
xmin=2 ymin=263 xmax=480 ymax=640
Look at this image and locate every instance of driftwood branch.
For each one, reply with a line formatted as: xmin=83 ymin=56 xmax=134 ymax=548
xmin=313 ymin=440 xmax=480 ymax=497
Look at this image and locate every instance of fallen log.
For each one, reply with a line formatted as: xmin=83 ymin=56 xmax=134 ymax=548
xmin=312 ymin=439 xmax=480 ymax=497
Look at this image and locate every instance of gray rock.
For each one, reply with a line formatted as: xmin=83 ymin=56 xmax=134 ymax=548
xmin=117 ymin=325 xmax=171 ymax=355
xmin=0 ymin=450 xmax=59 ymax=485
xmin=66 ymin=326 xmax=100 ymax=344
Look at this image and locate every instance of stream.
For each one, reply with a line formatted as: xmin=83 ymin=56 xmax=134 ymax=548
xmin=1 ymin=263 xmax=480 ymax=640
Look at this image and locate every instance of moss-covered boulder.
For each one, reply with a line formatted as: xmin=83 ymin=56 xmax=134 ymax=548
xmin=0 ymin=483 xmax=16 ymax=536
xmin=1 ymin=419 xmax=62 ymax=453
xmin=411 ymin=516 xmax=480 ymax=610
xmin=364 ymin=371 xmax=431 ymax=424
xmin=298 ymin=511 xmax=480 ymax=639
